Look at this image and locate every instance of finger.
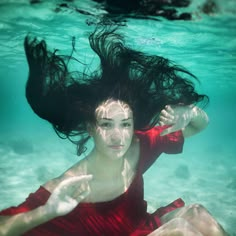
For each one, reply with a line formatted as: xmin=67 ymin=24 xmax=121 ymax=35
xmin=72 ymin=179 xmax=91 ymax=198
xmin=160 ymin=110 xmax=175 ymax=123
xmin=165 ymin=105 xmax=175 ymax=115
xmin=159 ymin=116 xmax=174 ymax=126
xmin=76 ymin=189 xmax=91 ymax=202
xmin=160 ymin=109 xmax=174 ymax=120
xmin=71 ymin=185 xmax=91 ymax=202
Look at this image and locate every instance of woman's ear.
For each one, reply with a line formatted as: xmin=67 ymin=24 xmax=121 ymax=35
xmin=86 ymin=123 xmax=94 ymax=137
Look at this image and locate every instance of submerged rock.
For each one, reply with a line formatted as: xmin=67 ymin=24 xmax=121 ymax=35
xmin=174 ymin=164 xmax=191 ymax=179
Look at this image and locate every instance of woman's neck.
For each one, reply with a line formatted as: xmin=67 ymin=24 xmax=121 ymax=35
xmin=86 ymin=149 xmax=125 ymax=180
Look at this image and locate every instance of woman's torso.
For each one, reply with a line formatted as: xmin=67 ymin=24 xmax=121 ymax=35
xmin=43 ymin=135 xmax=141 ymax=203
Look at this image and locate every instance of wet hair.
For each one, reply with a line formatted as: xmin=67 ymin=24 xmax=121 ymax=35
xmin=24 ymin=26 xmax=209 ymax=155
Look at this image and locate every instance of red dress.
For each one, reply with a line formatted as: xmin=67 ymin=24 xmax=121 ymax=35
xmin=0 ymin=126 xmax=185 ymax=236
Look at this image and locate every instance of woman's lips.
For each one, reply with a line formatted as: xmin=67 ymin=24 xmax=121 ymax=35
xmin=109 ymin=145 xmax=124 ymax=150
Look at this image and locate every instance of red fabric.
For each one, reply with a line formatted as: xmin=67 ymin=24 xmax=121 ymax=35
xmin=135 ymin=126 xmax=184 ymax=173
xmin=0 ymin=126 xmax=185 ymax=236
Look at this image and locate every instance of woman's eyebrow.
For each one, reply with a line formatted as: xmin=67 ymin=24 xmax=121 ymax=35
xmin=121 ymin=118 xmax=132 ymax=121
xmin=99 ymin=117 xmax=132 ymax=121
xmin=99 ymin=118 xmax=113 ymax=121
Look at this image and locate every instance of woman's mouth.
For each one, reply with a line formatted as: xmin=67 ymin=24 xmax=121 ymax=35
xmin=109 ymin=145 xmax=124 ymax=150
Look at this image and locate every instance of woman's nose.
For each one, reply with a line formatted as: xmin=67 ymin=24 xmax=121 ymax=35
xmin=110 ymin=128 xmax=122 ymax=143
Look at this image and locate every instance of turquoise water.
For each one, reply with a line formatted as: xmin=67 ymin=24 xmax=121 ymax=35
xmin=0 ymin=0 xmax=235 ymax=234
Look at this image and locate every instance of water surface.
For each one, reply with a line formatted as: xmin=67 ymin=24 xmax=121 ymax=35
xmin=0 ymin=0 xmax=235 ymax=234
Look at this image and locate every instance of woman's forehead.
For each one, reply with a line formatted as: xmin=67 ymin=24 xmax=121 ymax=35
xmin=95 ymin=100 xmax=132 ymax=119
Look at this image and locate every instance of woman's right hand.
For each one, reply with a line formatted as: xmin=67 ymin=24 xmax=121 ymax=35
xmin=44 ymin=175 xmax=93 ymax=217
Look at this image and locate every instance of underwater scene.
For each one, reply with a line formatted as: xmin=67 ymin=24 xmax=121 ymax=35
xmin=0 ymin=0 xmax=235 ymax=235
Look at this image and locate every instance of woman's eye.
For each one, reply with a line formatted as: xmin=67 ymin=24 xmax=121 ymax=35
xmin=100 ymin=122 xmax=112 ymax=128
xmin=122 ymin=122 xmax=131 ymax=128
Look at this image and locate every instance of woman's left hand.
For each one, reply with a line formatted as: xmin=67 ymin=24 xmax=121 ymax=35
xmin=159 ymin=104 xmax=194 ymax=136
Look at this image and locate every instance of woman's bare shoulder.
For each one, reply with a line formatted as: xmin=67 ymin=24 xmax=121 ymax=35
xmin=43 ymin=158 xmax=88 ymax=193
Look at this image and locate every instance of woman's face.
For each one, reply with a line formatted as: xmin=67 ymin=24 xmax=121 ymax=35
xmin=90 ymin=99 xmax=134 ymax=160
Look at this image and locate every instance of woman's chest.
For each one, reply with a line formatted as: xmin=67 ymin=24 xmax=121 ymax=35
xmin=85 ymin=164 xmax=136 ymax=202
xmin=84 ymin=140 xmax=140 ymax=202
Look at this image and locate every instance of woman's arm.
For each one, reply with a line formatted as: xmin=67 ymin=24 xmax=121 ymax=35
xmin=159 ymin=104 xmax=209 ymax=138
xmin=181 ymin=106 xmax=209 ymax=137
xmin=0 ymin=206 xmax=55 ymax=236
xmin=0 ymin=175 xmax=92 ymax=236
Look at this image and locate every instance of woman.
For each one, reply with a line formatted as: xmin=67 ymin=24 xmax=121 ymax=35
xmin=0 ymin=27 xmax=228 ymax=235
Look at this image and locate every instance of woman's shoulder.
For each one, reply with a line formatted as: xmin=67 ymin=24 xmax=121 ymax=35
xmin=42 ymin=158 xmax=88 ymax=193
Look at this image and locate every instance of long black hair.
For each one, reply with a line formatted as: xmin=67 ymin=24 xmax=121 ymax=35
xmin=24 ymin=26 xmax=209 ymax=155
